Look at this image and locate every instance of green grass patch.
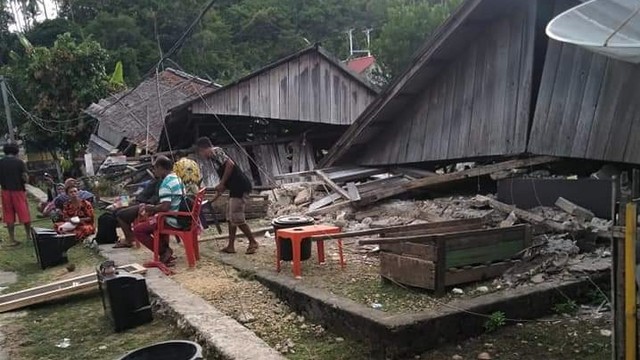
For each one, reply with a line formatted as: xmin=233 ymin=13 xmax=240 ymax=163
xmin=0 ymin=199 xmax=104 ymax=292
xmin=7 ymin=295 xmax=190 ymax=360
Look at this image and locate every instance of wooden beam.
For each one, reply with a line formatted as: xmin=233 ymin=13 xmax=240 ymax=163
xmin=0 ymin=264 xmax=146 ymax=313
xmin=309 ymin=217 xmax=486 ymax=241
xmin=308 ymin=193 xmax=342 ymax=211
xmin=360 ymin=156 xmax=559 ymax=205
xmin=476 ymin=195 xmax=570 ymax=233
xmin=315 ymin=170 xmax=351 ymax=200
xmin=358 ymin=225 xmax=527 ymax=246
xmin=555 ymin=197 xmax=595 ymax=221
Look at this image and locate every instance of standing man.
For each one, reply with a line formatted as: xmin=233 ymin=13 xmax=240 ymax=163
xmin=0 ymin=143 xmax=31 ymax=246
xmin=133 ymin=156 xmax=184 ymax=265
xmin=195 ymin=137 xmax=258 ymax=254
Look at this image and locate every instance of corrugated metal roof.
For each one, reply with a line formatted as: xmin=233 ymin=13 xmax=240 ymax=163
xmin=85 ymin=68 xmax=218 ymax=152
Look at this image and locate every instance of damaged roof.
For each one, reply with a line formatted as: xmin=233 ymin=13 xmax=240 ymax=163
xmin=86 ymin=68 xmax=219 ymax=151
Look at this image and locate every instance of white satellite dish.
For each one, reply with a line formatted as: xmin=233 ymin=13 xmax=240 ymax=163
xmin=546 ymin=0 xmax=640 ymax=63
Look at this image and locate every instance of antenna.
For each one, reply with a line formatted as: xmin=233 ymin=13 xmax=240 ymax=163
xmin=347 ymin=28 xmax=355 ymax=56
xmin=363 ymin=28 xmax=373 ymax=56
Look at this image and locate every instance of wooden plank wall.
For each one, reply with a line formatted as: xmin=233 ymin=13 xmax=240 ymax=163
xmin=528 ymin=41 xmax=640 ymax=164
xmin=191 ymin=51 xmax=376 ymax=125
xmin=354 ymin=0 xmax=535 ymax=166
xmin=217 ymin=141 xmax=316 ymax=186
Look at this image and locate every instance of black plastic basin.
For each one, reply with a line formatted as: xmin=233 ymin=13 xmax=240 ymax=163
xmin=118 ymin=341 xmax=203 ymax=360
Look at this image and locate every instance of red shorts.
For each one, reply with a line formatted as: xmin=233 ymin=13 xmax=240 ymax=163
xmin=1 ymin=190 xmax=31 ymax=225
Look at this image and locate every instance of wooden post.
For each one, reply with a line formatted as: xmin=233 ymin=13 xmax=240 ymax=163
xmin=624 ymin=202 xmax=637 ymax=360
xmin=435 ymin=238 xmax=446 ymax=297
xmin=612 ymin=176 xmax=625 ymax=360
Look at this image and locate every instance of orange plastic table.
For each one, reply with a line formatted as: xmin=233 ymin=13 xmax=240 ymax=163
xmin=275 ymin=224 xmax=345 ymax=278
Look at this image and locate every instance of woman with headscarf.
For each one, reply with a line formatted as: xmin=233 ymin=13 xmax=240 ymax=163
xmin=54 ymin=185 xmax=96 ymax=240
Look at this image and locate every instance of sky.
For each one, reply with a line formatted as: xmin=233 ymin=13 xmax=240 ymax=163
xmin=8 ymin=0 xmax=59 ymax=32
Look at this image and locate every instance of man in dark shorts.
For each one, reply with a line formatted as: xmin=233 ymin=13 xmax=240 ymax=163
xmin=0 ymin=143 xmax=31 ymax=246
xmin=195 ymin=137 xmax=259 ymax=254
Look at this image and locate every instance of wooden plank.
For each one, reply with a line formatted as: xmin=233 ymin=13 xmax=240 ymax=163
xmin=446 ymin=238 xmax=525 ymax=268
xmin=308 ymin=193 xmax=342 ymax=211
xmin=279 ymin=64 xmax=289 ymax=119
xmin=381 ymin=222 xmax=487 ymax=238
xmin=288 ymin=59 xmax=300 ymax=120
xmin=445 ymin=261 xmax=516 ymax=287
xmin=477 ymin=195 xmax=570 ymax=233
xmin=299 ymin=53 xmax=311 ymax=122
xmin=0 ymin=264 xmax=146 ymax=313
xmin=380 ymin=252 xmax=435 ymax=289
xmin=325 ymin=167 xmax=387 ymax=183
xmin=513 ymin=0 xmax=535 ymax=153
xmin=310 ymin=52 xmax=321 ymax=123
xmin=315 ymin=170 xmax=351 ymax=200
xmin=394 ymin=167 xmax=437 ymax=180
xmin=555 ymin=196 xmax=595 ymax=221
xmin=380 ymin=242 xmax=437 ymax=261
xmin=310 ymin=217 xmax=486 ymax=241
xmin=346 ymin=182 xmax=360 ymax=202
xmin=319 ymin=58 xmax=331 ymax=123
xmin=270 ymin=64 xmax=281 ymax=118
xmin=360 ymin=156 xmax=559 ymax=205
xmin=435 ymin=238 xmax=447 ymax=296
xmin=359 ymin=225 xmax=527 ymax=246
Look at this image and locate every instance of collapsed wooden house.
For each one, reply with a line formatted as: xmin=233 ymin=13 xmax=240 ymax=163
xmin=319 ymin=0 xmax=640 ymax=168
xmin=164 ymin=44 xmax=379 ymax=187
xmin=85 ymin=68 xmax=219 ymax=158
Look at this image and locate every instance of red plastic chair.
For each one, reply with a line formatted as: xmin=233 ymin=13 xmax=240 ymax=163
xmin=153 ymin=188 xmax=206 ymax=268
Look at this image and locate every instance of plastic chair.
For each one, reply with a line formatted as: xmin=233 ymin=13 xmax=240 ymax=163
xmin=153 ymin=188 xmax=206 ymax=268
xmin=275 ymin=224 xmax=345 ymax=279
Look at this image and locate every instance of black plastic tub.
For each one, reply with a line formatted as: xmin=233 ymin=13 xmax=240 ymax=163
xmin=117 ymin=341 xmax=203 ymax=360
xmin=272 ymin=215 xmax=315 ymax=261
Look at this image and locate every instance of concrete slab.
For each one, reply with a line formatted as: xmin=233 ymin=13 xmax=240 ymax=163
xmin=98 ymin=246 xmax=285 ymax=360
xmin=214 ymin=252 xmax=610 ymax=359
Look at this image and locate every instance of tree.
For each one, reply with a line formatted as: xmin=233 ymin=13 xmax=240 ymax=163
xmin=7 ymin=33 xmax=110 ymax=161
xmin=373 ymin=0 xmax=462 ymax=80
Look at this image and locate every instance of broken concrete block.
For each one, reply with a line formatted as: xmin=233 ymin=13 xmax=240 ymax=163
xmin=555 ymin=197 xmax=595 ymax=221
xmin=499 ymin=211 xmax=518 ymax=227
xmin=293 ymin=188 xmax=312 ymax=205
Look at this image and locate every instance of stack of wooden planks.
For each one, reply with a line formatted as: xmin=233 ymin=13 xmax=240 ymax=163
xmin=0 ymin=264 xmax=146 ymax=313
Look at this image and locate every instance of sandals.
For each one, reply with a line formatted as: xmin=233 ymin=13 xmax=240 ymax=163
xmin=246 ymin=244 xmax=259 ymax=255
xmin=219 ymin=247 xmax=236 ymax=254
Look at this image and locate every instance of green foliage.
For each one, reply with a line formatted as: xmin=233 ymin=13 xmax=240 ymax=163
xmin=553 ymin=300 xmax=579 ymax=315
xmin=373 ymin=0 xmax=462 ymax=79
xmin=484 ymin=311 xmax=507 ymax=333
xmin=6 ymin=33 xmax=110 ymax=158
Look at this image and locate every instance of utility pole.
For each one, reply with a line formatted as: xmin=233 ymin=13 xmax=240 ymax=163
xmin=0 ymin=76 xmax=15 ymax=142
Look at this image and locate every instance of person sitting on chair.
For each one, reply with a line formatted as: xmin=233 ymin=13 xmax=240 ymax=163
xmin=133 ymin=156 xmax=185 ymax=266
xmin=112 ymin=178 xmax=161 ymax=248
xmin=54 ymin=185 xmax=96 ymax=240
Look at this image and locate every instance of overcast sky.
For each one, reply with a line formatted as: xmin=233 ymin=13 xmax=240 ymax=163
xmin=8 ymin=0 xmax=59 ymax=32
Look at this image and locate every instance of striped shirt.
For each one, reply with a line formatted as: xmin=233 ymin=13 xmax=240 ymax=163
xmin=158 ymin=173 xmax=184 ymax=227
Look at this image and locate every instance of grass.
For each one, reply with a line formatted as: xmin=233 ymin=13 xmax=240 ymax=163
xmin=3 ymin=296 xmax=189 ymax=360
xmin=0 ymin=199 xmax=201 ymax=360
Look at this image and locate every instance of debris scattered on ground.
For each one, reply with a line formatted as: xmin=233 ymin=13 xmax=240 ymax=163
xmin=55 ymin=338 xmax=71 ymax=349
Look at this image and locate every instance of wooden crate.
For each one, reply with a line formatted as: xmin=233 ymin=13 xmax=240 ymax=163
xmin=379 ymin=224 xmax=531 ymax=296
